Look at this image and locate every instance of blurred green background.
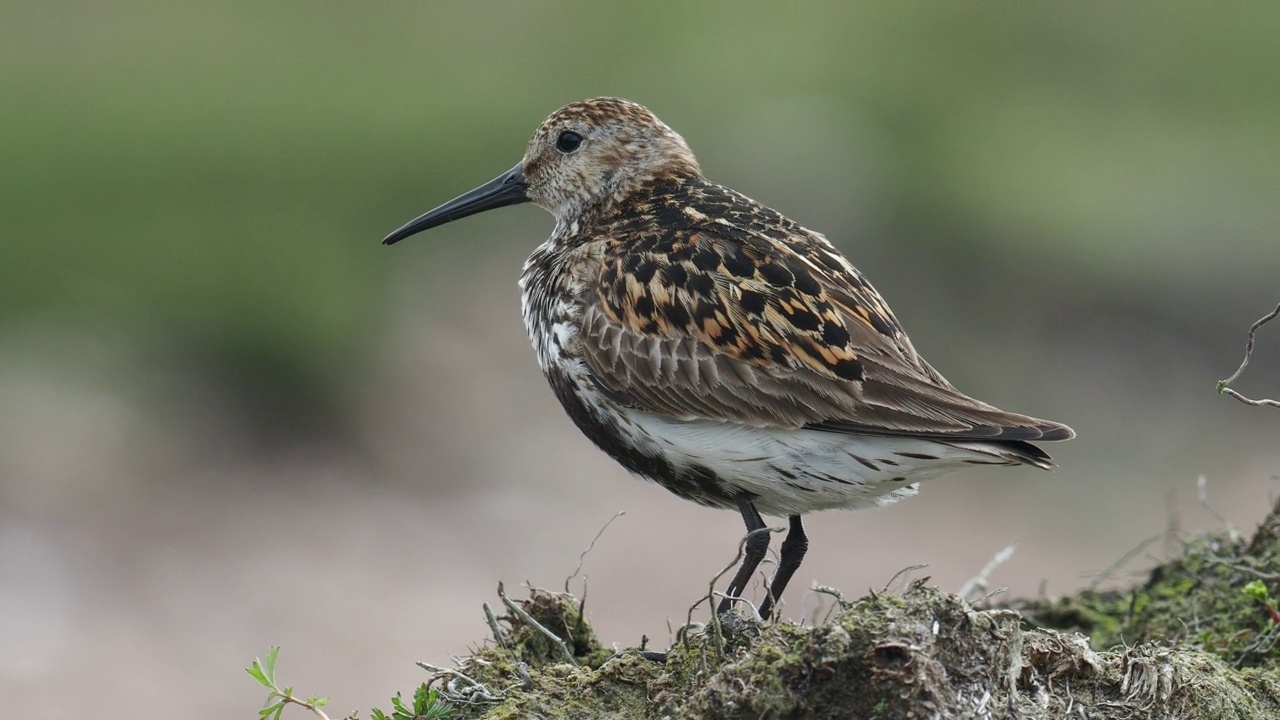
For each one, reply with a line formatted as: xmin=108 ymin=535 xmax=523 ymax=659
xmin=2 ymin=2 xmax=1278 ymax=717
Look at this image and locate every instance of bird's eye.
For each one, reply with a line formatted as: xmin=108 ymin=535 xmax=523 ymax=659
xmin=555 ymin=131 xmax=583 ymax=154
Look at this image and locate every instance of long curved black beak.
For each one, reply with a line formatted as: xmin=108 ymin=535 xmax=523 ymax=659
xmin=383 ymin=163 xmax=529 ymax=245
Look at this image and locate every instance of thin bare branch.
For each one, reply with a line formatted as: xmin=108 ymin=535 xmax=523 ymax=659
xmin=811 ymin=583 xmax=852 ymax=625
xmin=276 ymin=694 xmax=331 ymax=720
xmin=959 ymin=542 xmax=1018 ymax=602
xmin=564 ymin=510 xmax=626 ymax=593
xmin=416 ymin=660 xmax=506 ymax=704
xmin=1086 ymin=533 xmax=1164 ymax=591
xmin=496 ymin=582 xmax=578 ymax=667
xmin=681 ymin=524 xmax=781 ymax=663
xmin=883 ymin=564 xmax=929 ymax=592
xmin=1198 ymin=475 xmax=1239 ymax=542
xmin=482 ymin=602 xmax=507 ymax=648
xmin=1217 ymin=302 xmax=1280 ymax=408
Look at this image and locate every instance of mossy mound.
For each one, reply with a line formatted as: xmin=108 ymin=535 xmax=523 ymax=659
xmin=416 ymin=500 xmax=1280 ymax=719
xmin=1019 ymin=498 xmax=1280 ymax=669
xmin=432 ymin=590 xmax=1279 ymax=718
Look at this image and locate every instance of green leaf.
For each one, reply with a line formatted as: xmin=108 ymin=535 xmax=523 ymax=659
xmin=412 ymin=684 xmax=429 ymax=713
xmin=1244 ymin=580 xmax=1270 ymax=603
xmin=246 ymin=662 xmax=270 ymax=688
xmin=370 ymin=710 xmax=389 ymax=720
xmin=264 ymin=645 xmax=280 ymax=683
xmin=409 ymin=685 xmax=456 ymax=720
xmin=259 ymin=700 xmax=285 ymax=720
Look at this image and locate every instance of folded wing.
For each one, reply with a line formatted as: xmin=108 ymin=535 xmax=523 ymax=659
xmin=581 ymin=221 xmax=1073 ymax=443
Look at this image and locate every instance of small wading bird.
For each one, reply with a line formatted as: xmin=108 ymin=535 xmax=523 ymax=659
xmin=384 ymin=98 xmax=1073 ymax=621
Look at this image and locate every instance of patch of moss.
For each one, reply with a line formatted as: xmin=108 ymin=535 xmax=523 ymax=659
xmin=433 ymin=588 xmax=655 ymax=719
xmin=675 ymin=585 xmax=1021 ymax=719
xmin=1020 ymin=497 xmax=1280 ymax=668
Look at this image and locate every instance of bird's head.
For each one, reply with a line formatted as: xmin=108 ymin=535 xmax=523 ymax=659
xmin=383 ymin=97 xmax=700 ymax=245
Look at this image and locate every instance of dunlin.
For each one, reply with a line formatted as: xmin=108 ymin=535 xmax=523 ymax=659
xmin=384 ymin=97 xmax=1073 ymax=620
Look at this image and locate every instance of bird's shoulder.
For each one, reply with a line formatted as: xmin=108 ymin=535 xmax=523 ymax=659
xmin=585 ymin=178 xmax=922 ymax=380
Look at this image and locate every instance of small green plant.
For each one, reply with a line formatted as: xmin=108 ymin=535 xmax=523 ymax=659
xmin=1243 ymin=580 xmax=1280 ymax=625
xmin=370 ymin=684 xmax=456 ymax=720
xmin=246 ymin=646 xmax=456 ymax=720
xmin=246 ymin=646 xmax=332 ymax=720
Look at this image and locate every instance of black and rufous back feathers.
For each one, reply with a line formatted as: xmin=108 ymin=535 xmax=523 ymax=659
xmin=571 ymin=176 xmax=1072 ymax=444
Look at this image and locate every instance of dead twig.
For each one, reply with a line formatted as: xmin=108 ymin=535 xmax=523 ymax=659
xmin=883 ymin=563 xmax=929 ymax=592
xmin=564 ymin=510 xmax=626 ymax=593
xmin=976 ymin=586 xmax=1009 ymax=605
xmin=691 ymin=526 xmax=778 ymax=623
xmin=496 ymin=582 xmax=579 ymax=667
xmin=712 ymin=590 xmax=761 ymax=618
xmin=482 ymin=602 xmax=507 ymax=648
xmin=811 ymin=583 xmax=852 ymax=625
xmin=1198 ymin=475 xmax=1239 ymax=542
xmin=1086 ymin=533 xmax=1164 ymax=591
xmin=682 ymin=525 xmax=781 ymax=664
xmin=959 ymin=541 xmax=1018 ymax=602
xmin=416 ymin=660 xmax=505 ymax=705
xmin=1217 ymin=302 xmax=1280 ymax=408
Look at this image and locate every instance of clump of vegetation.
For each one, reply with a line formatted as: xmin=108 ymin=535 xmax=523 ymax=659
xmin=247 ymin=646 xmax=334 ymax=720
xmin=248 ymin=646 xmax=456 ymax=720
xmin=249 ymin=499 xmax=1280 ymax=719
xmin=1020 ymin=498 xmax=1280 ymax=668
xmin=369 ymin=685 xmax=457 ymax=720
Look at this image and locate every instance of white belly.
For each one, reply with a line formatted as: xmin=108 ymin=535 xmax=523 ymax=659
xmin=612 ymin=406 xmax=995 ymax=516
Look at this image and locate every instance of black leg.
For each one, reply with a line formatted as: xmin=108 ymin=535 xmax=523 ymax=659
xmin=717 ymin=496 xmax=770 ymax=614
xmin=759 ymin=515 xmax=807 ymax=621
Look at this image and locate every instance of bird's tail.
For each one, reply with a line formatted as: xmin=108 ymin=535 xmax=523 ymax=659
xmin=939 ymin=439 xmax=1056 ymax=471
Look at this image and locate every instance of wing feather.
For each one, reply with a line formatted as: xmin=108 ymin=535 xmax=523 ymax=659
xmin=579 ymin=207 xmax=1073 ymax=443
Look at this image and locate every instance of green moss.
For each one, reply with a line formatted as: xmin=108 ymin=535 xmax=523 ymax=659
xmin=1021 ymin=499 xmax=1280 ymax=669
